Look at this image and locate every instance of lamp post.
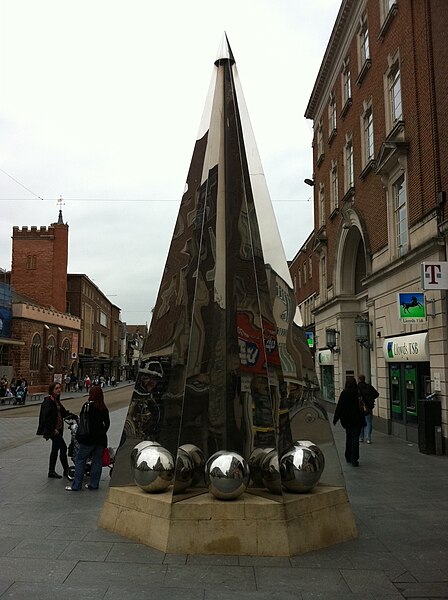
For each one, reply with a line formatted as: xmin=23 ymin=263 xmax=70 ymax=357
xmin=325 ymin=328 xmax=339 ymax=352
xmin=354 ymin=316 xmax=373 ymax=350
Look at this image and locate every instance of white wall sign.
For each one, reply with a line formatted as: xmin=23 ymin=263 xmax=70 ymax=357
xmin=318 ymin=349 xmax=334 ymax=366
xmin=421 ymin=262 xmax=448 ymax=289
xmin=383 ymin=332 xmax=429 ymax=362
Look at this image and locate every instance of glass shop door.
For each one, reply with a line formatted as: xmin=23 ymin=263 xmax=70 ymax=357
xmin=320 ymin=365 xmax=335 ymax=403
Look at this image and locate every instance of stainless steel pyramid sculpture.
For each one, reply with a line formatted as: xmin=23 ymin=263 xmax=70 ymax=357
xmin=109 ymin=34 xmax=345 ymax=503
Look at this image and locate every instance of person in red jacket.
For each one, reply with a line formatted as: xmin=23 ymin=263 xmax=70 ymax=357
xmin=333 ymin=375 xmax=366 ymax=467
xmin=65 ymin=385 xmax=110 ymax=491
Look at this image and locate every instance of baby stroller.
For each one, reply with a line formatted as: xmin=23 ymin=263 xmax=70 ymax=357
xmin=64 ymin=415 xmax=116 ymax=480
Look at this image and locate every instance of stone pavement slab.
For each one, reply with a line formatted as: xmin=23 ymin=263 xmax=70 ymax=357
xmin=0 ymin=404 xmax=447 ymax=599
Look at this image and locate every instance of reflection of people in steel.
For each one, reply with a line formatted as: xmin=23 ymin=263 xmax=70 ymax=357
xmin=125 ymin=360 xmax=167 ymax=440
xmin=135 ymin=360 xmax=164 ymax=397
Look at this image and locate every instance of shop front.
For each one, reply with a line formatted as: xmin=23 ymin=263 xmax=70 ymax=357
xmin=384 ymin=332 xmax=431 ymax=443
xmin=318 ymin=349 xmax=335 ymax=403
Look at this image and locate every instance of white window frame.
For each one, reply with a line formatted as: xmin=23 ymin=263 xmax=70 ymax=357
xmin=318 ymin=182 xmax=326 ymax=227
xmin=385 ymin=52 xmax=403 ymax=131
xmin=330 ymin=160 xmax=339 ymax=212
xmin=380 ymin=0 xmax=396 ymax=23
xmin=359 ymin=14 xmax=370 ymax=67
xmin=320 ymin=255 xmax=327 ymax=302
xmin=342 ymin=58 xmax=351 ymax=106
xmin=317 ymin=119 xmax=324 ymax=160
xmin=328 ymin=92 xmax=337 ymax=136
xmin=361 ymin=99 xmax=375 ymax=166
xmin=344 ymin=135 xmax=354 ymax=191
xmin=393 ymin=174 xmax=408 ymax=256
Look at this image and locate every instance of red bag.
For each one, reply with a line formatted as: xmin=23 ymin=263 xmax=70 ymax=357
xmin=102 ymin=447 xmax=111 ymax=467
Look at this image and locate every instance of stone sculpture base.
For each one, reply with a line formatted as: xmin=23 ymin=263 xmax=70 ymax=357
xmin=99 ymin=485 xmax=357 ymax=556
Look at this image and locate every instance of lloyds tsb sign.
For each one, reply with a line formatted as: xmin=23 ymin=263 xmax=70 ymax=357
xmin=383 ymin=333 xmax=429 ymax=362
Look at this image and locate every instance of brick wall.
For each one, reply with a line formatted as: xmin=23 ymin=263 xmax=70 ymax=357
xmin=11 ymin=222 xmax=68 ymax=313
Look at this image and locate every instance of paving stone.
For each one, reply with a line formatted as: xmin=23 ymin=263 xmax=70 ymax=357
xmin=105 ymin=584 xmax=205 ymax=600
xmin=106 ymin=542 xmax=165 ymax=563
xmin=0 ymin=582 xmax=107 ymax=599
xmin=63 ymin=560 xmax=167 ymax=587
xmin=254 ymin=567 xmax=350 ymax=594
xmin=0 ymin=557 xmax=77 ymax=584
xmin=56 ymin=540 xmax=113 ymax=561
xmin=340 ymin=569 xmax=402 ymax=596
xmin=6 ymin=539 xmax=70 ymax=559
xmin=164 ymin=565 xmax=256 ymax=591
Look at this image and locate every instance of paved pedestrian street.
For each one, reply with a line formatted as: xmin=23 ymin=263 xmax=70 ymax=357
xmin=0 ymin=395 xmax=447 ymax=599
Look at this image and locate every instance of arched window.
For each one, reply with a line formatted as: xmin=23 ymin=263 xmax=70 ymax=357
xmin=30 ymin=333 xmax=41 ymax=371
xmin=47 ymin=335 xmax=56 ymax=368
xmin=62 ymin=339 xmax=71 ymax=370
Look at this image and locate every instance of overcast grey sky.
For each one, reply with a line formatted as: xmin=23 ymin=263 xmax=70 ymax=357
xmin=0 ymin=0 xmax=340 ymax=324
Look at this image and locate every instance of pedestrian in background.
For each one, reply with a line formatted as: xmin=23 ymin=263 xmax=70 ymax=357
xmin=333 ymin=375 xmax=366 ymax=467
xmin=36 ymin=382 xmax=72 ymax=479
xmin=65 ymin=385 xmax=110 ymax=491
xmin=358 ymin=374 xmax=379 ymax=444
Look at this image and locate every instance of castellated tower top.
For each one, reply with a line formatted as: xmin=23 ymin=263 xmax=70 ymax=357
xmin=11 ymin=212 xmax=69 ymax=313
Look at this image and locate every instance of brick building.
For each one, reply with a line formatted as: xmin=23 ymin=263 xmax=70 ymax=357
xmin=1 ymin=211 xmax=122 ymax=391
xmin=1 ymin=211 xmax=81 ymax=392
xmin=11 ymin=210 xmax=68 ymax=313
xmin=66 ymin=274 xmax=121 ymax=380
xmin=292 ymin=0 xmax=448 ymax=451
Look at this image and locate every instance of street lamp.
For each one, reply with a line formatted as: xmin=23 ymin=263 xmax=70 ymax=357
xmin=325 ymin=328 xmax=339 ymax=352
xmin=355 ymin=316 xmax=373 ymax=349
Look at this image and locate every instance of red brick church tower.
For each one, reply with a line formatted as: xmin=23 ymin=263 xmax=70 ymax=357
xmin=11 ymin=210 xmax=68 ymax=312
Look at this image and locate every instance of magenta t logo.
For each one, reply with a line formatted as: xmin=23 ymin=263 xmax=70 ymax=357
xmin=424 ymin=264 xmax=441 ymax=285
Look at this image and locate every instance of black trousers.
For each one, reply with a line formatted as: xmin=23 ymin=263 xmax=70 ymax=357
xmin=49 ymin=432 xmax=69 ymax=473
xmin=344 ymin=425 xmax=362 ymax=464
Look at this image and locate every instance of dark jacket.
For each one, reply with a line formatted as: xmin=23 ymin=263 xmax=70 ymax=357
xmin=77 ymin=401 xmax=110 ymax=447
xmin=333 ymin=389 xmax=366 ymax=429
xmin=36 ymin=395 xmax=69 ymax=438
xmin=358 ymin=381 xmax=378 ymax=412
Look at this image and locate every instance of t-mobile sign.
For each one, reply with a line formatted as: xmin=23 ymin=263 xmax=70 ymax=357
xmin=421 ymin=262 xmax=448 ymax=290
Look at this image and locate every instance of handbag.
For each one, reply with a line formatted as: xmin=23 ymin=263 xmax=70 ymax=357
xmin=359 ymin=396 xmax=369 ymax=415
xmin=102 ymin=447 xmax=111 ymax=467
xmin=76 ymin=402 xmax=90 ymax=443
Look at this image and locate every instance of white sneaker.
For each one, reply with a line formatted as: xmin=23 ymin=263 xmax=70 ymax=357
xmin=366 ymin=440 xmax=372 ymax=444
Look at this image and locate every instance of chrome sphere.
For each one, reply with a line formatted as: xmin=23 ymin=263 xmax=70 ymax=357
xmin=248 ymin=447 xmax=274 ymax=487
xmin=280 ymin=445 xmax=323 ymax=493
xmin=205 ymin=450 xmax=250 ymax=500
xmin=173 ymin=448 xmax=194 ymax=494
xmin=133 ymin=445 xmax=174 ymax=493
xmin=261 ymin=449 xmax=282 ymax=495
xmin=291 ymin=440 xmax=325 ymax=474
xmin=179 ymin=444 xmax=205 ymax=486
xmin=130 ymin=440 xmax=161 ymax=469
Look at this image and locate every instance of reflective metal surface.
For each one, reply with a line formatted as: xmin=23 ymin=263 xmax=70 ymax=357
xmin=205 ymin=450 xmax=250 ymax=500
xmin=173 ymin=448 xmax=194 ymax=494
xmin=111 ymin=35 xmax=345 ymax=502
xmin=133 ymin=445 xmax=174 ymax=493
xmin=179 ymin=444 xmax=206 ymax=486
xmin=248 ymin=447 xmax=275 ymax=487
xmin=261 ymin=449 xmax=282 ymax=495
xmin=130 ymin=440 xmax=161 ymax=469
xmin=290 ymin=440 xmax=325 ymax=474
xmin=280 ymin=445 xmax=323 ymax=493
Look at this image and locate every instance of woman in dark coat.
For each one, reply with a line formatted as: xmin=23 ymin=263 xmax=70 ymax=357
xmin=333 ymin=375 xmax=366 ymax=467
xmin=36 ymin=381 xmax=71 ymax=478
xmin=65 ymin=385 xmax=110 ymax=491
